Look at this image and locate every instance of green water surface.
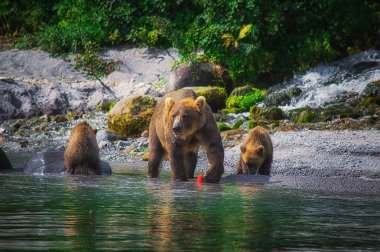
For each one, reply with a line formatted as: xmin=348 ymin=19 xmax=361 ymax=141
xmin=0 ymin=169 xmax=379 ymax=251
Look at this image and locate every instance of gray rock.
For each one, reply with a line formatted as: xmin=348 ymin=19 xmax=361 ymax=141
xmin=264 ymin=91 xmax=291 ymax=107
xmin=96 ymin=129 xmax=121 ymax=142
xmin=164 ymin=62 xmax=233 ymax=93
xmin=362 ymin=80 xmax=380 ymax=97
xmin=0 ymin=48 xmax=179 ymax=120
xmin=102 ymin=48 xmax=178 ymax=85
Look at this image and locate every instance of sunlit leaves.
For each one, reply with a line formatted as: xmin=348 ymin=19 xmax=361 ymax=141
xmin=222 ymin=24 xmax=253 ymax=49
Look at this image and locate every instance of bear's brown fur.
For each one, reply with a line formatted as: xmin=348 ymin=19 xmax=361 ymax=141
xmin=148 ymin=89 xmax=224 ymax=183
xmin=64 ymin=121 xmax=101 ymax=175
xmin=236 ymin=126 xmax=273 ymax=175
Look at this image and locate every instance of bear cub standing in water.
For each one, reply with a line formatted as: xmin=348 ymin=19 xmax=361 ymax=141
xmin=64 ymin=121 xmax=101 ymax=175
xmin=148 ymin=89 xmax=224 ymax=183
xmin=236 ymin=126 xmax=273 ymax=175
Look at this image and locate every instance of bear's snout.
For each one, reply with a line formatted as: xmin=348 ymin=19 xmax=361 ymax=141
xmin=172 ymin=123 xmax=183 ymax=137
xmin=246 ymin=160 xmax=259 ymax=174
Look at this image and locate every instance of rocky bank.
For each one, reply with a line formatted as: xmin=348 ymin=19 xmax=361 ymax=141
xmin=1 ymin=48 xmax=379 ymax=193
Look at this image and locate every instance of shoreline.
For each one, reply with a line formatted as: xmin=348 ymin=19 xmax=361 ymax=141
xmin=2 ymin=121 xmax=379 ymax=193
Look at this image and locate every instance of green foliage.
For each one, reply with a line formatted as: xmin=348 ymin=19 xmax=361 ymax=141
xmin=74 ymin=42 xmax=120 ymax=79
xmin=226 ymin=89 xmax=265 ymax=112
xmin=97 ymin=101 xmax=117 ymax=112
xmin=232 ymin=119 xmax=245 ymax=129
xmin=217 ymin=122 xmax=232 ymax=132
xmin=1 ymin=0 xmax=379 ymax=84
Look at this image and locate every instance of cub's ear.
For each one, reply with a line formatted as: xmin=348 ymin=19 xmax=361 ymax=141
xmin=164 ymin=97 xmax=175 ymax=112
xmin=93 ymin=129 xmax=98 ymax=135
xmin=240 ymin=144 xmax=246 ymax=153
xmin=194 ymin=96 xmax=206 ymax=111
xmin=256 ymin=145 xmax=264 ymax=156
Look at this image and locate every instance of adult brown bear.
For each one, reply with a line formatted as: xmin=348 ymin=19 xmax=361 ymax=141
xmin=236 ymin=126 xmax=273 ymax=175
xmin=64 ymin=121 xmax=102 ymax=175
xmin=148 ymin=89 xmax=224 ymax=183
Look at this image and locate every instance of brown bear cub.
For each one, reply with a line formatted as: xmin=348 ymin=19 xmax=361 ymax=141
xmin=64 ymin=121 xmax=101 ymax=175
xmin=236 ymin=126 xmax=273 ymax=175
xmin=148 ymin=89 xmax=224 ymax=183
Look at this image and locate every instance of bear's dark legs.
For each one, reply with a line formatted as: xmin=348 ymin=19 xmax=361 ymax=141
xmin=236 ymin=156 xmax=244 ymax=174
xmin=148 ymin=135 xmax=164 ymax=178
xmin=168 ymin=147 xmax=187 ymax=181
xmin=204 ymin=141 xmax=224 ymax=183
xmin=185 ymin=151 xmax=198 ymax=179
xmin=91 ymin=159 xmax=102 ymax=175
xmin=258 ymin=157 xmax=272 ymax=175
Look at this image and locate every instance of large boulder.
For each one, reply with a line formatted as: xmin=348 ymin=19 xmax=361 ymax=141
xmin=250 ymin=106 xmax=285 ymax=121
xmin=263 ymin=91 xmax=291 ymax=107
xmin=108 ymin=95 xmax=156 ymax=138
xmin=187 ymin=86 xmax=227 ymax=112
xmin=164 ymin=62 xmax=233 ymax=93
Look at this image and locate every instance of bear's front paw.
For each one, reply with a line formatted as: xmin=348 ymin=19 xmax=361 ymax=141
xmin=172 ymin=174 xmax=188 ymax=181
xmin=147 ymin=172 xmax=159 ymax=178
xmin=204 ymin=169 xmax=222 ymax=183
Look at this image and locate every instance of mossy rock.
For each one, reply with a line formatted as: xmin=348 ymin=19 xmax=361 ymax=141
xmin=66 ymin=111 xmax=83 ymax=121
xmin=217 ymin=122 xmax=232 ymax=132
xmin=229 ymin=86 xmax=254 ymax=96
xmin=187 ymin=86 xmax=227 ymax=112
xmin=224 ymin=86 xmax=266 ymax=113
xmin=287 ymin=87 xmax=302 ymax=98
xmin=264 ymin=91 xmax=291 ymax=107
xmin=96 ymin=100 xmax=117 ymax=112
xmin=108 ymin=95 xmax=157 ymax=138
xmin=250 ymin=106 xmax=285 ymax=121
xmin=289 ymin=107 xmax=319 ymax=123
xmin=298 ymin=110 xmax=318 ymax=123
xmin=232 ymin=118 xmax=245 ymax=129
xmin=362 ymin=80 xmax=380 ymax=97
xmin=321 ymin=104 xmax=362 ymax=120
xmin=247 ymin=120 xmax=269 ymax=129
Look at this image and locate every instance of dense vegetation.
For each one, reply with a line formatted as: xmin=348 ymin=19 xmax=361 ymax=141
xmin=1 ymin=0 xmax=379 ymax=84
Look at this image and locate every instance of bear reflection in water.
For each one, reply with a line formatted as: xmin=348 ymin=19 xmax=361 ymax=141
xmin=24 ymin=122 xmax=111 ymax=175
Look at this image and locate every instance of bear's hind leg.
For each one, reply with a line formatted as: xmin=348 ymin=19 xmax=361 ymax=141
xmin=203 ymin=141 xmax=224 ymax=183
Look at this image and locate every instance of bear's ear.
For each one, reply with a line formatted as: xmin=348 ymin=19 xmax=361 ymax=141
xmin=240 ymin=144 xmax=246 ymax=153
xmin=93 ymin=129 xmax=98 ymax=135
xmin=164 ymin=97 xmax=175 ymax=112
xmin=194 ymin=96 xmax=206 ymax=111
xmin=256 ymin=145 xmax=264 ymax=156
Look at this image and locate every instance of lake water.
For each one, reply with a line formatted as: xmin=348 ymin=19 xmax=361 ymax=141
xmin=1 ymin=168 xmax=379 ymax=251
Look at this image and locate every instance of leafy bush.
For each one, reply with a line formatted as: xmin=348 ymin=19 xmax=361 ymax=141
xmin=74 ymin=41 xmax=120 ymax=79
xmin=1 ymin=0 xmax=379 ymax=84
